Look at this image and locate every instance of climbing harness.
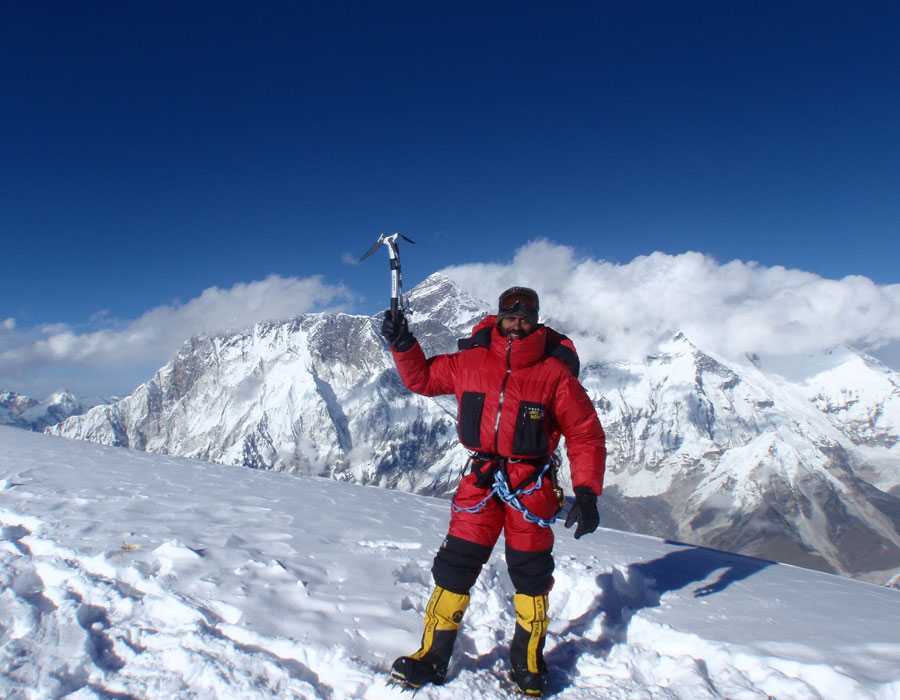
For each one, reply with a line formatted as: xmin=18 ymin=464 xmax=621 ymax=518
xmin=451 ymin=454 xmax=563 ymax=528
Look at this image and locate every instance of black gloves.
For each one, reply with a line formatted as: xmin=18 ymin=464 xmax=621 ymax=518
xmin=564 ymin=486 xmax=599 ymax=539
xmin=381 ymin=309 xmax=416 ymax=352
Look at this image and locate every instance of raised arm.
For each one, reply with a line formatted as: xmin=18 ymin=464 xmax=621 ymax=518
xmin=382 ymin=309 xmax=457 ymax=397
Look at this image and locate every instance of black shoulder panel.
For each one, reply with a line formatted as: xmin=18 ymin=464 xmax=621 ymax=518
xmin=544 ymin=333 xmax=580 ymax=377
xmin=457 ymin=326 xmax=493 ymax=351
xmin=552 ymin=344 xmax=580 ymax=377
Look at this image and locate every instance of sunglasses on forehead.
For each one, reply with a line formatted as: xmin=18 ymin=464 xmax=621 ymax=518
xmin=499 ymin=288 xmax=539 ymax=314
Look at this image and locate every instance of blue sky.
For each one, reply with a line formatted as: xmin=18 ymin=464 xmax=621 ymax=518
xmin=2 ymin=1 xmax=899 ymax=396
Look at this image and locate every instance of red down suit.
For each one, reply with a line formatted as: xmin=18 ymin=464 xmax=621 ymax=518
xmin=391 ymin=316 xmax=606 ymax=555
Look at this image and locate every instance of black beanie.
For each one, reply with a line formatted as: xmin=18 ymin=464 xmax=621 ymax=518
xmin=496 ymin=286 xmax=540 ymax=327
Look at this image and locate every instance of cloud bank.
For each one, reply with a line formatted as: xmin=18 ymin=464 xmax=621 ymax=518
xmin=1 ymin=275 xmax=352 ymax=396
xmin=5 ymin=243 xmax=899 ymax=398
xmin=441 ymin=240 xmax=900 ymax=370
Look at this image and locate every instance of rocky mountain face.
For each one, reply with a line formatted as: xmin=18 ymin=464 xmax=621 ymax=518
xmin=49 ymin=273 xmax=900 ymax=581
xmin=48 ymin=275 xmax=476 ymax=497
xmin=1 ymin=390 xmax=104 ymax=431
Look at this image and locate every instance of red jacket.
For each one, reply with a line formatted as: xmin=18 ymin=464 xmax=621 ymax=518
xmin=392 ymin=316 xmax=606 ymax=495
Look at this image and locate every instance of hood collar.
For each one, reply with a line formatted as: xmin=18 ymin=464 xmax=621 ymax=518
xmin=490 ymin=323 xmax=547 ymax=368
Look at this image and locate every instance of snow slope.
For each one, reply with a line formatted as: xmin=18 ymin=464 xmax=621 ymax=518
xmin=2 ymin=426 xmax=899 ymax=700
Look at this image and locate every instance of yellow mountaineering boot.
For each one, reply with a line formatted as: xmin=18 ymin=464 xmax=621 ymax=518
xmin=390 ymin=586 xmax=470 ymax=689
xmin=509 ymin=592 xmax=549 ymax=697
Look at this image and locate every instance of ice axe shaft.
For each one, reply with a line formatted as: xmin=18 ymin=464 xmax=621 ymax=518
xmin=358 ymin=232 xmax=416 ymax=316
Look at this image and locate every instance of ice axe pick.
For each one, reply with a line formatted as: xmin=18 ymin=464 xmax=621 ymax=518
xmin=358 ymin=232 xmax=416 ymax=317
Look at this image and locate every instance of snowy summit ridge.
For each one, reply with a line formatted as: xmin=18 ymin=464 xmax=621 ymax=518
xmin=49 ymin=273 xmax=900 ymax=581
xmin=0 ymin=389 xmax=105 ymax=431
xmin=2 ymin=426 xmax=900 ymax=700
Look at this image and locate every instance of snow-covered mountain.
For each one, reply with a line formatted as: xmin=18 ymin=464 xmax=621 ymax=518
xmin=50 ymin=273 xmax=900 ymax=581
xmin=585 ymin=335 xmax=900 ymax=580
xmin=3 ymin=426 xmax=899 ymax=700
xmin=0 ymin=389 xmax=106 ymax=431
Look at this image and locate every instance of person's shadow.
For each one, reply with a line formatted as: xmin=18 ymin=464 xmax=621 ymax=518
xmin=543 ymin=543 xmax=773 ymax=694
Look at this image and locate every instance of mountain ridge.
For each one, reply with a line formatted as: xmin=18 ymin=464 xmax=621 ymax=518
xmin=1 ymin=389 xmax=109 ymax=431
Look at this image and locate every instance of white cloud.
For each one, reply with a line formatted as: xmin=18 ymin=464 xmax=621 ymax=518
xmin=0 ymin=275 xmax=352 ymax=395
xmin=441 ymin=240 xmax=900 ymax=369
xmin=7 ymin=243 xmax=900 ymax=399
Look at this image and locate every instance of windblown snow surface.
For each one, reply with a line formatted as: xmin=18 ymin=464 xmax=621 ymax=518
xmin=2 ymin=426 xmax=899 ymax=700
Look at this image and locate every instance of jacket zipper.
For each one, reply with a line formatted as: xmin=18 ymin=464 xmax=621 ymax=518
xmin=492 ymin=337 xmax=513 ymax=454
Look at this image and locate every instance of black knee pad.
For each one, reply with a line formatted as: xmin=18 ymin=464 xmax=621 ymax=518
xmin=506 ymin=544 xmax=554 ymax=595
xmin=432 ymin=535 xmax=493 ymax=594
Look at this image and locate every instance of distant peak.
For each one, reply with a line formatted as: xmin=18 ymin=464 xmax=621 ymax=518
xmin=412 ymin=271 xmax=456 ymax=291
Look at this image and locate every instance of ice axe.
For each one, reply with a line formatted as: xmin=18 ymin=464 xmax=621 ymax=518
xmin=359 ymin=232 xmax=416 ymax=317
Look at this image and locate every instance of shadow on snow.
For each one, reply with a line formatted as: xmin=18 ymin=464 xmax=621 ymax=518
xmin=543 ymin=543 xmax=774 ymax=694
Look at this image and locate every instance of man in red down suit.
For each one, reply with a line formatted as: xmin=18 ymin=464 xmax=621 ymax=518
xmin=381 ymin=286 xmax=606 ymax=697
